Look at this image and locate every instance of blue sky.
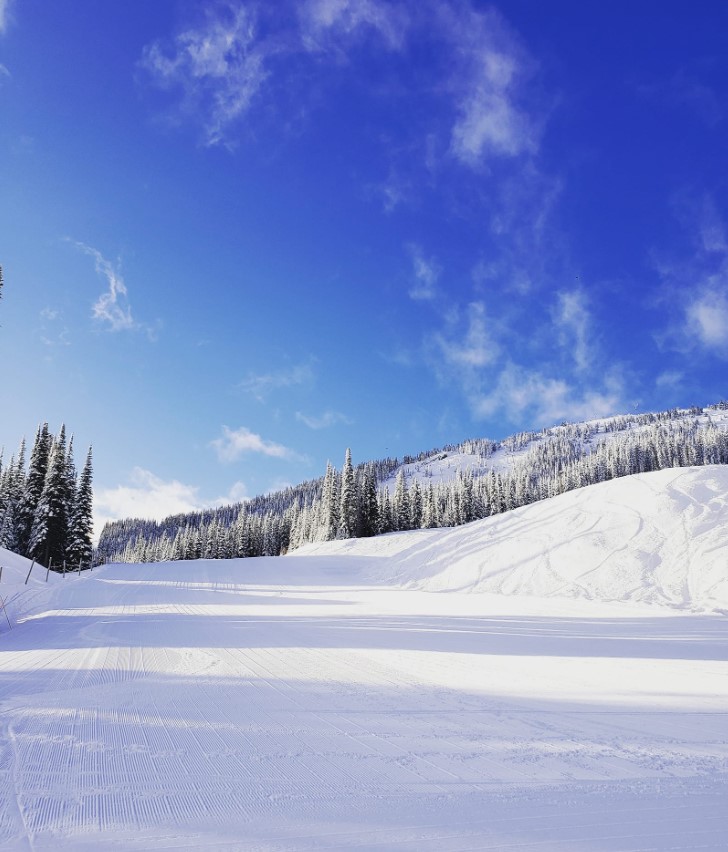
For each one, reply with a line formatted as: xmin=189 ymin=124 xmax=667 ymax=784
xmin=1 ymin=0 xmax=727 ymax=531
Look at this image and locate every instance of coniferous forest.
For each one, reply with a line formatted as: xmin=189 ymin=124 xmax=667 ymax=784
xmin=0 ymin=423 xmax=94 ymax=571
xmin=96 ymin=404 xmax=728 ymax=566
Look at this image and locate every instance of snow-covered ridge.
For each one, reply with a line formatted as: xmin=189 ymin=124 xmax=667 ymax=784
xmin=97 ymin=402 xmax=728 ymax=563
xmin=293 ymin=466 xmax=728 ymax=612
xmin=384 ymin=404 xmax=728 ymax=491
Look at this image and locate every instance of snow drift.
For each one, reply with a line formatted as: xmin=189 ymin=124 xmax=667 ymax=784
xmin=292 ymin=466 xmax=728 ymax=611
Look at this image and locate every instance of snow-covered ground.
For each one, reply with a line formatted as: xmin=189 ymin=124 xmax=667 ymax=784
xmin=1 ymin=467 xmax=727 ymax=850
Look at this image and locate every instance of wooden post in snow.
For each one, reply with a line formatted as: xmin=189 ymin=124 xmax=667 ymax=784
xmin=24 ymin=559 xmax=35 ymax=585
xmin=46 ymin=560 xmax=52 ymax=582
xmin=0 ymin=595 xmax=11 ymax=630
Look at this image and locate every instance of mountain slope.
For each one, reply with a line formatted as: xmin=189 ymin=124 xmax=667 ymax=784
xmin=291 ymin=465 xmax=728 ymax=611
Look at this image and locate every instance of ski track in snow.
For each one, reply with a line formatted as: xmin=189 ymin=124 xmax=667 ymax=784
xmin=0 ymin=468 xmax=727 ymax=850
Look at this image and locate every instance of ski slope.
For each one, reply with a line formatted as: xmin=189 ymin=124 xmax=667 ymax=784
xmin=1 ymin=467 xmax=727 ymax=850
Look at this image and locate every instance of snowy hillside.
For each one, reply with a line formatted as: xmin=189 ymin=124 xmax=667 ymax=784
xmin=382 ymin=404 xmax=728 ymax=491
xmin=1 ymin=466 xmax=727 ymax=850
xmin=97 ymin=402 xmax=728 ymax=564
xmin=295 ymin=466 xmax=728 ymax=612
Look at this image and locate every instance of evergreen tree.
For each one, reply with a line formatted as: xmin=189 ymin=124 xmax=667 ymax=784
xmin=321 ymin=462 xmax=340 ymax=540
xmin=359 ymin=466 xmax=379 ymax=537
xmin=338 ymin=448 xmax=357 ymax=539
xmin=17 ymin=424 xmax=51 ymax=556
xmin=393 ymin=470 xmax=410 ymax=531
xmin=28 ymin=429 xmax=70 ymax=567
xmin=67 ymin=446 xmax=93 ymax=568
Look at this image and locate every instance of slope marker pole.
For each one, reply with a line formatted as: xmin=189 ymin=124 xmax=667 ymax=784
xmin=24 ymin=560 xmax=35 ymax=585
xmin=0 ymin=595 xmax=11 ymax=629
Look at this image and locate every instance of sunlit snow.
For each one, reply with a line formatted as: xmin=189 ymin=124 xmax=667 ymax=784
xmin=0 ymin=467 xmax=726 ymax=850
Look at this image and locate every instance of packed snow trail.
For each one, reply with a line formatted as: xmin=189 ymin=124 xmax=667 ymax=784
xmin=0 ymin=468 xmax=727 ymax=850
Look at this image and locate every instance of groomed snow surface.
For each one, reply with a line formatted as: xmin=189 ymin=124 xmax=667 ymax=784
xmin=1 ymin=467 xmax=727 ymax=850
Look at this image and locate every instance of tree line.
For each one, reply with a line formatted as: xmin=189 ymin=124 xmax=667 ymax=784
xmin=0 ymin=424 xmax=94 ymax=570
xmin=96 ymin=405 xmax=728 ymax=565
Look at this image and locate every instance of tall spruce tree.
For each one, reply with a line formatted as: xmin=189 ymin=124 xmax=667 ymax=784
xmin=338 ymin=448 xmax=357 ymax=539
xmin=67 ymin=446 xmax=93 ymax=568
xmin=28 ymin=427 xmax=70 ymax=568
xmin=393 ymin=470 xmax=410 ymax=531
xmin=16 ymin=424 xmax=51 ymax=555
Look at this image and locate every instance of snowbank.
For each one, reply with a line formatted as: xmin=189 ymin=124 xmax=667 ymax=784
xmin=0 ymin=546 xmax=61 ymax=626
xmin=291 ymin=466 xmax=728 ymax=611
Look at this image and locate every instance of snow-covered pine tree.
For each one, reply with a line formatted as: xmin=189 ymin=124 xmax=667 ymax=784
xmin=16 ymin=424 xmax=51 ymax=556
xmin=321 ymin=462 xmax=340 ymax=540
xmin=338 ymin=448 xmax=357 ymax=539
xmin=67 ymin=446 xmax=93 ymax=568
xmin=358 ymin=465 xmax=379 ymax=537
xmin=28 ymin=427 xmax=70 ymax=568
xmin=393 ymin=470 xmax=410 ymax=531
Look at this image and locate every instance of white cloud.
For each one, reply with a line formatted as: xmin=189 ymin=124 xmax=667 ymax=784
xmin=69 ymin=240 xmax=136 ymax=332
xmin=301 ymin=0 xmax=408 ymax=51
xmin=0 ymin=0 xmax=11 ymax=34
xmin=93 ymin=469 xmax=252 ymax=540
xmin=237 ymin=361 xmax=315 ymax=400
xmin=94 ymin=467 xmax=205 ymax=535
xmin=435 ymin=301 xmax=499 ymax=368
xmin=656 ymin=370 xmax=683 ymax=389
xmin=441 ymin=5 xmax=538 ymax=167
xmin=656 ymin=202 xmax=728 ymax=359
xmin=553 ymin=289 xmax=592 ymax=372
xmin=473 ymin=363 xmax=625 ymax=425
xmin=686 ymin=286 xmax=728 ymax=354
xmin=295 ymin=409 xmax=351 ymax=429
xmin=214 ymin=480 xmax=249 ymax=504
xmin=140 ymin=3 xmax=273 ymax=147
xmin=211 ymin=425 xmax=297 ymax=463
xmin=407 ymin=243 xmax=440 ymax=301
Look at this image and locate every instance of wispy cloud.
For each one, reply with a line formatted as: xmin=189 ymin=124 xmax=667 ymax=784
xmin=0 ymin=0 xmax=12 ymax=35
xmin=140 ymin=2 xmax=276 ymax=147
xmin=237 ymin=361 xmax=315 ymax=400
xmin=211 ymin=425 xmax=298 ymax=463
xmin=68 ymin=240 xmax=136 ymax=332
xmin=39 ymin=307 xmax=70 ymax=348
xmin=553 ymin=289 xmax=592 ymax=372
xmin=407 ymin=242 xmax=440 ymax=301
xmin=295 ymin=409 xmax=351 ymax=429
xmin=435 ymin=301 xmax=499 ymax=369
xmin=471 ymin=363 xmax=625 ymax=425
xmin=439 ymin=5 xmax=539 ymax=168
xmin=655 ymin=198 xmax=728 ymax=359
xmin=424 ymin=284 xmax=626 ymax=427
xmin=300 ymin=0 xmax=408 ymax=52
xmin=686 ymin=286 xmax=728 ymax=354
xmin=656 ymin=370 xmax=683 ymax=390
